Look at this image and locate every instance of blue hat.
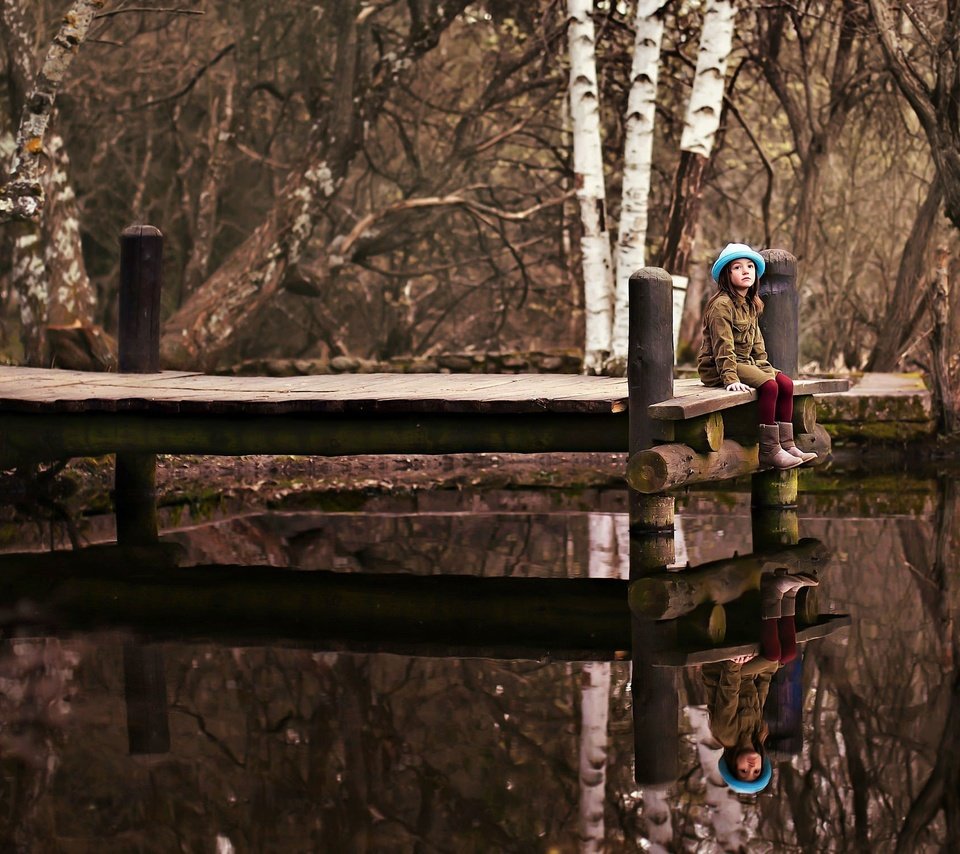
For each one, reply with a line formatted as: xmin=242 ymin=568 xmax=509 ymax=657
xmin=711 ymin=243 xmax=765 ymax=283
xmin=718 ymin=755 xmax=772 ymax=794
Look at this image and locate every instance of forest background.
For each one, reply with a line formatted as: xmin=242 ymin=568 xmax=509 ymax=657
xmin=0 ymin=0 xmax=957 ymax=394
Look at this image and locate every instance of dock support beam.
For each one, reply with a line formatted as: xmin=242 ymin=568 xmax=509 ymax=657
xmin=753 ymin=249 xmax=801 ymax=509
xmin=627 ymin=266 xmax=679 ymax=786
xmin=628 ymin=267 xmax=675 ymax=533
xmin=116 ymin=224 xmax=169 ymax=756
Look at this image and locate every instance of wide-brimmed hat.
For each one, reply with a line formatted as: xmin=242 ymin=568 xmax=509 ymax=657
xmin=711 ymin=243 xmax=766 ymax=283
xmin=718 ymin=754 xmax=772 ymax=794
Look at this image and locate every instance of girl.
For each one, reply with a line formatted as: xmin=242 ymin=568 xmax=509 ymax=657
xmin=697 ymin=243 xmax=816 ymax=469
xmin=702 ymin=569 xmax=819 ymax=794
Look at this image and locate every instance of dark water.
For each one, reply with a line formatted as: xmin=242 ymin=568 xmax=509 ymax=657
xmin=0 ymin=471 xmax=955 ymax=852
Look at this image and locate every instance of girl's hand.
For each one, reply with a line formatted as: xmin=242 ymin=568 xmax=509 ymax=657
xmin=725 ymin=382 xmax=751 ymax=393
xmin=730 ymin=654 xmax=756 ymax=665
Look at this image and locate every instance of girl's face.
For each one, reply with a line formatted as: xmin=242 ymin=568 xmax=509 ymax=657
xmin=727 ymin=258 xmax=756 ymax=292
xmin=735 ymin=749 xmax=763 ymax=781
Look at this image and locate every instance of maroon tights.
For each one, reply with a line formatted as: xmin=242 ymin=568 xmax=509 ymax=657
xmin=760 ymin=616 xmax=798 ymax=664
xmin=757 ymin=373 xmax=794 ymax=424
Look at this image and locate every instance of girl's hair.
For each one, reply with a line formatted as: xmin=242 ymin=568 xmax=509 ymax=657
xmin=707 ymin=261 xmax=765 ymax=315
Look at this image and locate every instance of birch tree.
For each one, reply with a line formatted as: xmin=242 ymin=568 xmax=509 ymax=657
xmin=660 ymin=0 xmax=735 ymax=349
xmin=609 ymin=0 xmax=665 ymax=369
xmin=0 ymin=0 xmax=111 ymax=367
xmin=567 ymin=0 xmax=615 ymax=375
xmin=578 ymin=513 xmax=628 ymax=850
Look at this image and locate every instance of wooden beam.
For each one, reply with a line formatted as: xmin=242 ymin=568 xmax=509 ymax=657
xmin=626 ymin=425 xmax=832 ymax=493
xmin=0 ymin=561 xmax=631 ymax=653
xmin=660 ymin=411 xmax=724 ymax=452
xmin=0 ymin=410 xmax=628 ymax=463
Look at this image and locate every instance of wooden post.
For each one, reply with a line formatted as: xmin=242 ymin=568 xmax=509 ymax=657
xmin=628 ymin=267 xmax=675 ymax=532
xmin=115 ymin=452 xmax=158 ymax=546
xmin=123 ymin=642 xmax=170 ymax=754
xmin=630 ymin=532 xmax=679 ymax=786
xmin=754 ymin=249 xmax=800 ymax=508
xmin=758 ymin=249 xmax=798 ymax=375
xmin=118 ymin=225 xmax=163 ymax=374
xmin=627 ymin=267 xmax=679 ymax=784
xmin=117 ymin=225 xmax=167 ymax=754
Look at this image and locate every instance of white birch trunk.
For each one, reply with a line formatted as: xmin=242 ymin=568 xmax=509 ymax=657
xmin=643 ymin=785 xmax=674 ymax=853
xmin=680 ymin=0 xmax=736 ymax=158
xmin=686 ymin=704 xmax=749 ymax=849
xmin=567 ymin=0 xmax=615 ymax=374
xmin=611 ymin=0 xmax=665 ymax=364
xmin=0 ymin=0 xmax=105 ymax=223
xmin=578 ymin=513 xmax=623 ymax=852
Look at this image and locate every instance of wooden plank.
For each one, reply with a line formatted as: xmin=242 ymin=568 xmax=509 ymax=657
xmin=0 ymin=369 xmax=629 ymax=416
xmin=650 ymin=616 xmax=851 ymax=666
xmin=648 ymin=378 xmax=851 ymax=420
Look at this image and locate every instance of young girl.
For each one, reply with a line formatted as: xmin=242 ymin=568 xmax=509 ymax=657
xmin=697 ymin=243 xmax=816 ymax=469
xmin=702 ymin=569 xmax=819 ymax=794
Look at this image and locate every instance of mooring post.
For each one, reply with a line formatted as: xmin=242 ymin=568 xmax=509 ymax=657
xmin=123 ymin=642 xmax=171 ymax=755
xmin=630 ymin=546 xmax=679 ymax=786
xmin=753 ymin=249 xmax=800 ymax=510
xmin=118 ymin=225 xmax=163 ymax=374
xmin=116 ymin=225 xmax=168 ymax=754
xmin=115 ymin=225 xmax=163 ymax=546
xmin=628 ymin=267 xmax=675 ymax=534
xmin=627 ymin=266 xmax=679 ymax=785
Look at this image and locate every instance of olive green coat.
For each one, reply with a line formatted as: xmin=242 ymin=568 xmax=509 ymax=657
xmin=697 ymin=293 xmax=778 ymax=388
xmin=701 ymin=656 xmax=779 ymax=749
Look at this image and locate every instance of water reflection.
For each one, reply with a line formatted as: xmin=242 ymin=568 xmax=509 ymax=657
xmin=0 ymin=463 xmax=955 ymax=850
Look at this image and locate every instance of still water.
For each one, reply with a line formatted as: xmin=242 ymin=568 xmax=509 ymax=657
xmin=0 ymin=467 xmax=954 ymax=852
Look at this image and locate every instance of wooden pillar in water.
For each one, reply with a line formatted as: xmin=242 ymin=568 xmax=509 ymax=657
xmin=628 ymin=267 xmax=676 ymax=535
xmin=753 ymin=249 xmax=800 ymax=510
xmin=116 ymin=225 xmax=169 ymax=755
xmin=116 ymin=225 xmax=164 ymax=544
xmin=627 ymin=267 xmax=679 ymax=786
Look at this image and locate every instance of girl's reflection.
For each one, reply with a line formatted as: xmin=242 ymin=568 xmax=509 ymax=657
xmin=702 ymin=569 xmax=818 ymax=793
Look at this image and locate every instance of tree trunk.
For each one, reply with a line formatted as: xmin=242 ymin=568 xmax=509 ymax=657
xmin=181 ymin=79 xmax=236 ymax=299
xmin=610 ymin=0 xmax=664 ymax=367
xmin=868 ymin=0 xmax=960 ymax=231
xmin=567 ymin=0 xmax=614 ymax=374
xmin=160 ymin=1 xmax=471 ymax=371
xmin=930 ymin=248 xmax=956 ymax=434
xmin=577 ymin=513 xmax=624 ymax=850
xmin=867 ymin=179 xmax=943 ymax=371
xmin=160 ymin=1 xmax=361 ymax=370
xmin=1 ymin=1 xmax=110 ymax=367
xmin=660 ymin=0 xmax=735 ymax=352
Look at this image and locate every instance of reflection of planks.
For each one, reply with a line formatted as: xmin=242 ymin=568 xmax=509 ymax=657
xmin=650 ymin=615 xmax=851 ymax=667
xmin=0 ymin=552 xmax=631 ymax=659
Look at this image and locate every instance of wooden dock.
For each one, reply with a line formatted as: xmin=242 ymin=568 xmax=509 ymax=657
xmin=0 ymin=366 xmax=634 ymax=461
xmin=0 ymin=367 xmax=848 ymax=462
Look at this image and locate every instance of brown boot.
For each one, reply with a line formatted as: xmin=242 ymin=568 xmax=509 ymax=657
xmin=778 ymin=421 xmax=817 ymax=464
xmin=780 ymin=572 xmax=820 ymax=617
xmin=759 ymin=424 xmax=802 ymax=470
